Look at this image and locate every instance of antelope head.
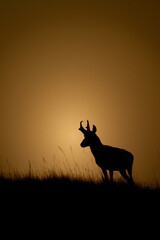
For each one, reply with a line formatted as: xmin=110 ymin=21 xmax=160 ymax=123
xmin=79 ymin=120 xmax=97 ymax=148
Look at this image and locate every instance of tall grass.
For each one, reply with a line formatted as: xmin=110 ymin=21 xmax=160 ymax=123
xmin=0 ymin=147 xmax=160 ymax=199
xmin=0 ymin=147 xmax=104 ymax=184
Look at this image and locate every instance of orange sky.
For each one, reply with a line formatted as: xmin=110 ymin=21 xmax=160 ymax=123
xmin=0 ymin=0 xmax=160 ymax=183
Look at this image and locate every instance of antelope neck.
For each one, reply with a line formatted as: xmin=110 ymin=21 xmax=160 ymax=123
xmin=90 ymin=140 xmax=103 ymax=158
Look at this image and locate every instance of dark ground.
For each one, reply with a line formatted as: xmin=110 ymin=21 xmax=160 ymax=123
xmin=1 ymin=175 xmax=160 ymax=236
xmin=1 ymin=175 xmax=160 ymax=210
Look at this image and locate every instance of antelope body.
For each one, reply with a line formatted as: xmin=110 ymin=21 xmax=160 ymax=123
xmin=79 ymin=120 xmax=134 ymax=183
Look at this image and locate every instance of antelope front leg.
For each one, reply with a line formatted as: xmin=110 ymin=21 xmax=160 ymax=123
xmin=102 ymin=168 xmax=108 ymax=183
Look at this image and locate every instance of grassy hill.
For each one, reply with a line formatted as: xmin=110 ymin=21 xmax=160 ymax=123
xmin=1 ymin=172 xmax=160 ymax=208
xmin=1 ymin=171 xmax=160 ymax=235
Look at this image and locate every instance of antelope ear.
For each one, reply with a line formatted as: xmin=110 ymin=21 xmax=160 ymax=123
xmin=92 ymin=125 xmax=97 ymax=133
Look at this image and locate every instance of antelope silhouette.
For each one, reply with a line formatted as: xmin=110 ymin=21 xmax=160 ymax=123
xmin=79 ymin=120 xmax=134 ymax=183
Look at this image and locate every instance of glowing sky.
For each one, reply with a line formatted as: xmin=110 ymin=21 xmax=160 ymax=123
xmin=0 ymin=0 xmax=160 ymax=183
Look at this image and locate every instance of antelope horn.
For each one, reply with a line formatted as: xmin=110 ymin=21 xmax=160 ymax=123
xmin=86 ymin=120 xmax=90 ymax=131
xmin=79 ymin=121 xmax=86 ymax=134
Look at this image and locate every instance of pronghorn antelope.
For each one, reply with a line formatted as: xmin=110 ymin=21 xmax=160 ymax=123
xmin=79 ymin=120 xmax=134 ymax=183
